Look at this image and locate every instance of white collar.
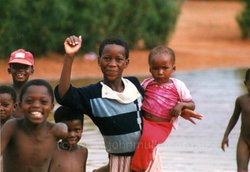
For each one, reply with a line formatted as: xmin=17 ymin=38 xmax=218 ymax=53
xmin=101 ymin=78 xmax=141 ymax=104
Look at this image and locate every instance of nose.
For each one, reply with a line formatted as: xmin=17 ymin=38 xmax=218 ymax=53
xmin=158 ymin=69 xmax=164 ymax=75
xmin=68 ymin=130 xmax=76 ymax=137
xmin=32 ymin=100 xmax=41 ymax=108
xmin=108 ymin=58 xmax=118 ymax=66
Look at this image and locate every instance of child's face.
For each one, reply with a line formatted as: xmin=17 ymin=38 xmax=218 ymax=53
xmin=0 ymin=93 xmax=16 ymax=123
xmin=63 ymin=120 xmax=83 ymax=147
xmin=149 ymin=54 xmax=175 ymax=83
xmin=20 ymin=85 xmax=54 ymax=124
xmin=8 ymin=63 xmax=34 ymax=83
xmin=98 ymin=44 xmax=129 ymax=82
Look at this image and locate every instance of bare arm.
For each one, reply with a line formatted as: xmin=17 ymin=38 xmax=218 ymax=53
xmin=221 ymin=97 xmax=241 ymax=151
xmin=53 ymin=122 xmax=68 ymax=140
xmin=170 ymin=100 xmax=195 ymax=117
xmin=0 ymin=119 xmax=16 ymax=155
xmin=58 ymin=35 xmax=82 ymax=98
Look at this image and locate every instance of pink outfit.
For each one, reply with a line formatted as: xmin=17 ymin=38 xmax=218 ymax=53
xmin=131 ymin=77 xmax=192 ymax=171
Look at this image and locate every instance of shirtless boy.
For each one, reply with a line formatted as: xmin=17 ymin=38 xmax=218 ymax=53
xmin=221 ymin=68 xmax=250 ymax=172
xmin=1 ymin=79 xmax=67 ymax=172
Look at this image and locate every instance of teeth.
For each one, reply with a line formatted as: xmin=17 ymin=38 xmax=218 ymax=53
xmin=32 ymin=112 xmax=42 ymax=117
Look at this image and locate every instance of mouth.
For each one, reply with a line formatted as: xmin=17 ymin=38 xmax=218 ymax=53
xmin=31 ymin=111 xmax=43 ymax=119
xmin=15 ymin=72 xmax=26 ymax=79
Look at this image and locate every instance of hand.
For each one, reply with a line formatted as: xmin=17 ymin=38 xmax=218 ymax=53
xmin=64 ymin=35 xmax=82 ymax=57
xmin=221 ymin=137 xmax=229 ymax=152
xmin=180 ymin=109 xmax=203 ymax=125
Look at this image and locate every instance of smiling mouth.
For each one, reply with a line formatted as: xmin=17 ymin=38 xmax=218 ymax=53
xmin=31 ymin=111 xmax=43 ymax=119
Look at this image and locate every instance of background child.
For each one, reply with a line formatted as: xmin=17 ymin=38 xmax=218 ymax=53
xmin=0 ymin=79 xmax=67 ymax=172
xmin=49 ymin=105 xmax=88 ymax=172
xmin=0 ymin=85 xmax=16 ymax=127
xmin=54 ymin=35 xmax=146 ymax=171
xmin=131 ymin=45 xmax=202 ymax=171
xmin=7 ymin=48 xmax=34 ymax=118
xmin=221 ymin=68 xmax=250 ymax=172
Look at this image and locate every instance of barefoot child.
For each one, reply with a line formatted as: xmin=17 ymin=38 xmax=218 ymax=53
xmin=131 ymin=45 xmax=203 ymax=171
xmin=49 ymin=106 xmax=88 ymax=172
xmin=221 ymin=68 xmax=250 ymax=172
xmin=0 ymin=85 xmax=17 ymax=127
xmin=1 ymin=79 xmax=68 ymax=172
xmin=7 ymin=48 xmax=35 ymax=118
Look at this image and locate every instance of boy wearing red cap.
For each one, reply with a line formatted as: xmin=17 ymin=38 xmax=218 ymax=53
xmin=7 ymin=49 xmax=34 ymax=118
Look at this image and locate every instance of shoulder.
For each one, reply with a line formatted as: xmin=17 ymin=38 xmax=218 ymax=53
xmin=170 ymin=77 xmax=185 ymax=85
xmin=236 ymin=94 xmax=250 ymax=103
xmin=51 ymin=122 xmax=68 ymax=139
xmin=125 ymin=76 xmax=144 ymax=95
xmin=79 ymin=145 xmax=88 ymax=154
xmin=1 ymin=118 xmax=18 ymax=131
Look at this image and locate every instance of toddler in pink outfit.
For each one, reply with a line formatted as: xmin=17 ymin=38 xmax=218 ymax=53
xmin=131 ymin=46 xmax=202 ymax=172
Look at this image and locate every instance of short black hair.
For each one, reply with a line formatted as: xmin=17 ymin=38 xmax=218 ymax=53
xmin=148 ymin=45 xmax=176 ymax=64
xmin=19 ymin=79 xmax=54 ymax=103
xmin=0 ymin=85 xmax=16 ymax=103
xmin=98 ymin=37 xmax=129 ymax=59
xmin=245 ymin=68 xmax=250 ymax=82
xmin=54 ymin=106 xmax=84 ymax=125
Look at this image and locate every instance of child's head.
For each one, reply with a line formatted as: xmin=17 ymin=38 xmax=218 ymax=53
xmin=19 ymin=79 xmax=54 ymax=124
xmin=0 ymin=85 xmax=16 ymax=124
xmin=98 ymin=38 xmax=129 ymax=59
xmin=244 ymin=68 xmax=250 ymax=92
xmin=148 ymin=45 xmax=176 ymax=83
xmin=8 ymin=49 xmax=34 ymax=84
xmin=98 ymin=37 xmax=130 ymax=82
xmin=54 ymin=106 xmax=83 ymax=148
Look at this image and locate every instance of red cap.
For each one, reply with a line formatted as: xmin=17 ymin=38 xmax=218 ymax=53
xmin=9 ymin=49 xmax=34 ymax=66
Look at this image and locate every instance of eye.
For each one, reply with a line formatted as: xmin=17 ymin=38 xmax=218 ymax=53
xmin=75 ymin=128 xmax=82 ymax=133
xmin=41 ymin=99 xmax=49 ymax=105
xmin=102 ymin=56 xmax=111 ymax=62
xmin=115 ymin=57 xmax=126 ymax=63
xmin=1 ymin=102 xmax=10 ymax=107
xmin=24 ymin=99 xmax=33 ymax=104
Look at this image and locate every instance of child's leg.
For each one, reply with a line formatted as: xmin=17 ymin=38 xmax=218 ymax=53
xmin=130 ymin=118 xmax=172 ymax=171
xmin=236 ymin=136 xmax=249 ymax=172
xmin=92 ymin=163 xmax=109 ymax=172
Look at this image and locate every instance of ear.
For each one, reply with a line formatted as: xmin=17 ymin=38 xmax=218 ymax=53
xmin=173 ymin=65 xmax=176 ymax=71
xmin=30 ymin=67 xmax=34 ymax=74
xmin=8 ymin=67 xmax=11 ymax=74
xmin=51 ymin=103 xmax=54 ymax=112
xmin=97 ymin=57 xmax=101 ymax=67
xmin=125 ymin=58 xmax=129 ymax=68
xmin=13 ymin=103 xmax=18 ymax=112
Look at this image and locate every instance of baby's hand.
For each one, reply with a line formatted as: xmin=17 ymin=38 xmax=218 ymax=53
xmin=180 ymin=109 xmax=203 ymax=125
xmin=64 ymin=35 xmax=82 ymax=57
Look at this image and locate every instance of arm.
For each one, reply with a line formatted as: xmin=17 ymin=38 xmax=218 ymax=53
xmin=0 ymin=119 xmax=16 ymax=155
xmin=170 ymin=100 xmax=195 ymax=117
xmin=221 ymin=97 xmax=241 ymax=151
xmin=58 ymin=35 xmax=82 ymax=98
xmin=53 ymin=122 xmax=68 ymax=140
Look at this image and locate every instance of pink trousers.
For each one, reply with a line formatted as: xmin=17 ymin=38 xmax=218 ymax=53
xmin=130 ymin=117 xmax=173 ymax=171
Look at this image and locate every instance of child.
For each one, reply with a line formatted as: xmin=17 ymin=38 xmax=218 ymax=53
xmin=0 ymin=85 xmax=17 ymax=127
xmin=130 ymin=45 xmax=202 ymax=171
xmin=49 ymin=106 xmax=88 ymax=172
xmin=0 ymin=79 xmax=68 ymax=172
xmin=221 ymin=68 xmax=250 ymax=172
xmin=54 ymin=35 xmax=147 ymax=171
xmin=8 ymin=48 xmax=35 ymax=118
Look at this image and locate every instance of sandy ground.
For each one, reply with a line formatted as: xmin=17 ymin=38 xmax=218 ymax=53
xmin=0 ymin=0 xmax=250 ymax=84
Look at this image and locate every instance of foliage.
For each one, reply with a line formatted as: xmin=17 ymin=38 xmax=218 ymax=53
xmin=0 ymin=0 xmax=182 ymax=58
xmin=237 ymin=0 xmax=250 ymax=38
